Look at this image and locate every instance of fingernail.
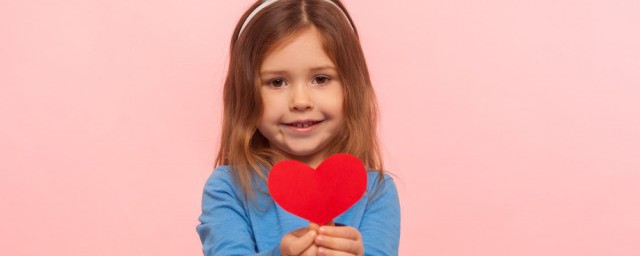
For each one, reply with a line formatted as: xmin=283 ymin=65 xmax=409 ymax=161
xmin=317 ymin=235 xmax=323 ymax=241
xmin=319 ymin=227 xmax=326 ymax=233
xmin=309 ymin=230 xmax=316 ymax=237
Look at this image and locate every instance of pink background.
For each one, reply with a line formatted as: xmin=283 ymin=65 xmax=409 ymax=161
xmin=2 ymin=0 xmax=639 ymax=255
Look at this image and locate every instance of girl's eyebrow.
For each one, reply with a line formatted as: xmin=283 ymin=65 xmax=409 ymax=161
xmin=260 ymin=65 xmax=337 ymax=75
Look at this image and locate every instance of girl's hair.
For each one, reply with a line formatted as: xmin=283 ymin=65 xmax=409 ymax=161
xmin=215 ymin=0 xmax=386 ymax=202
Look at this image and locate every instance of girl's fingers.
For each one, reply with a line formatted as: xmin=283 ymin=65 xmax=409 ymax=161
xmin=318 ymin=225 xmax=361 ymax=241
xmin=300 ymin=243 xmax=318 ymax=256
xmin=281 ymin=229 xmax=317 ymax=255
xmin=309 ymin=222 xmax=320 ymax=231
xmin=290 ymin=227 xmax=308 ymax=237
xmin=317 ymin=246 xmax=355 ymax=256
xmin=315 ymin=234 xmax=359 ymax=253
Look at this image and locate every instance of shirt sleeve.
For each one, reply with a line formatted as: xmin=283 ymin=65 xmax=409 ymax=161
xmin=359 ymin=174 xmax=401 ymax=256
xmin=196 ymin=168 xmax=282 ymax=256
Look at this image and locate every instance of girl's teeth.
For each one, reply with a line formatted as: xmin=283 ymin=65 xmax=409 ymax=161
xmin=294 ymin=122 xmax=313 ymax=128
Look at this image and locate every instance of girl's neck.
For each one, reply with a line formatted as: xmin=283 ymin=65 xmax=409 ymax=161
xmin=281 ymin=151 xmax=325 ymax=169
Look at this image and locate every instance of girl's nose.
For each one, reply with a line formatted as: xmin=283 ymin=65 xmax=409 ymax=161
xmin=289 ymin=83 xmax=313 ymax=111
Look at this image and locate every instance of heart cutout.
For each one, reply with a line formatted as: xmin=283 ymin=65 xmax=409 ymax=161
xmin=267 ymin=153 xmax=367 ymax=225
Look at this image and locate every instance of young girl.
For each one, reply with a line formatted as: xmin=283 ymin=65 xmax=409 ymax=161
xmin=196 ymin=0 xmax=400 ymax=255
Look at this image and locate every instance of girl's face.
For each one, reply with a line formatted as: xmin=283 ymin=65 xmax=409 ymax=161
xmin=257 ymin=26 xmax=344 ymax=169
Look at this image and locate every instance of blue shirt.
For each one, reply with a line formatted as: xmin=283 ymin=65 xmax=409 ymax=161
xmin=196 ymin=165 xmax=400 ymax=255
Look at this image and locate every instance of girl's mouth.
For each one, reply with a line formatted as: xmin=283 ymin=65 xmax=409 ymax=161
xmin=285 ymin=120 xmax=323 ymax=128
xmin=282 ymin=120 xmax=324 ymax=135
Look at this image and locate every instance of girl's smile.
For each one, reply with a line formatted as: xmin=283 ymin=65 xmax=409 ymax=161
xmin=281 ymin=119 xmax=325 ymax=137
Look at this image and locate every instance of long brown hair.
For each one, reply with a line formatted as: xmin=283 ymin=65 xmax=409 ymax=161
xmin=215 ymin=0 xmax=386 ymax=202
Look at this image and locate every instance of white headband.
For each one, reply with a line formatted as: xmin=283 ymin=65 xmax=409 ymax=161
xmin=238 ymin=0 xmax=353 ymax=39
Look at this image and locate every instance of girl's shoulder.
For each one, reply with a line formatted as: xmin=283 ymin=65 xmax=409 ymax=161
xmin=365 ymin=170 xmax=397 ymax=192
xmin=366 ymin=169 xmax=394 ymax=180
xmin=206 ymin=165 xmax=266 ymax=185
xmin=207 ymin=165 xmax=233 ymax=181
xmin=366 ymin=169 xmax=395 ymax=182
xmin=202 ymin=165 xmax=238 ymax=193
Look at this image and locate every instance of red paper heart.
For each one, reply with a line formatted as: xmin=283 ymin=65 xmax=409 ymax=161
xmin=267 ymin=153 xmax=367 ymax=225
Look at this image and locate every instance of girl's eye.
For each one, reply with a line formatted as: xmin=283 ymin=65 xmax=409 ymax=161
xmin=312 ymin=75 xmax=331 ymax=85
xmin=267 ymin=78 xmax=287 ymax=88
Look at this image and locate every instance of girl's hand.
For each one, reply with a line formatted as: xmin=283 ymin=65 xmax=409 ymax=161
xmin=314 ymin=222 xmax=364 ymax=256
xmin=280 ymin=223 xmax=319 ymax=256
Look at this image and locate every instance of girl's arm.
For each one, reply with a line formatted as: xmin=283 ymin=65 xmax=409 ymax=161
xmin=359 ymin=174 xmax=401 ymax=255
xmin=196 ymin=167 xmax=280 ymax=256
